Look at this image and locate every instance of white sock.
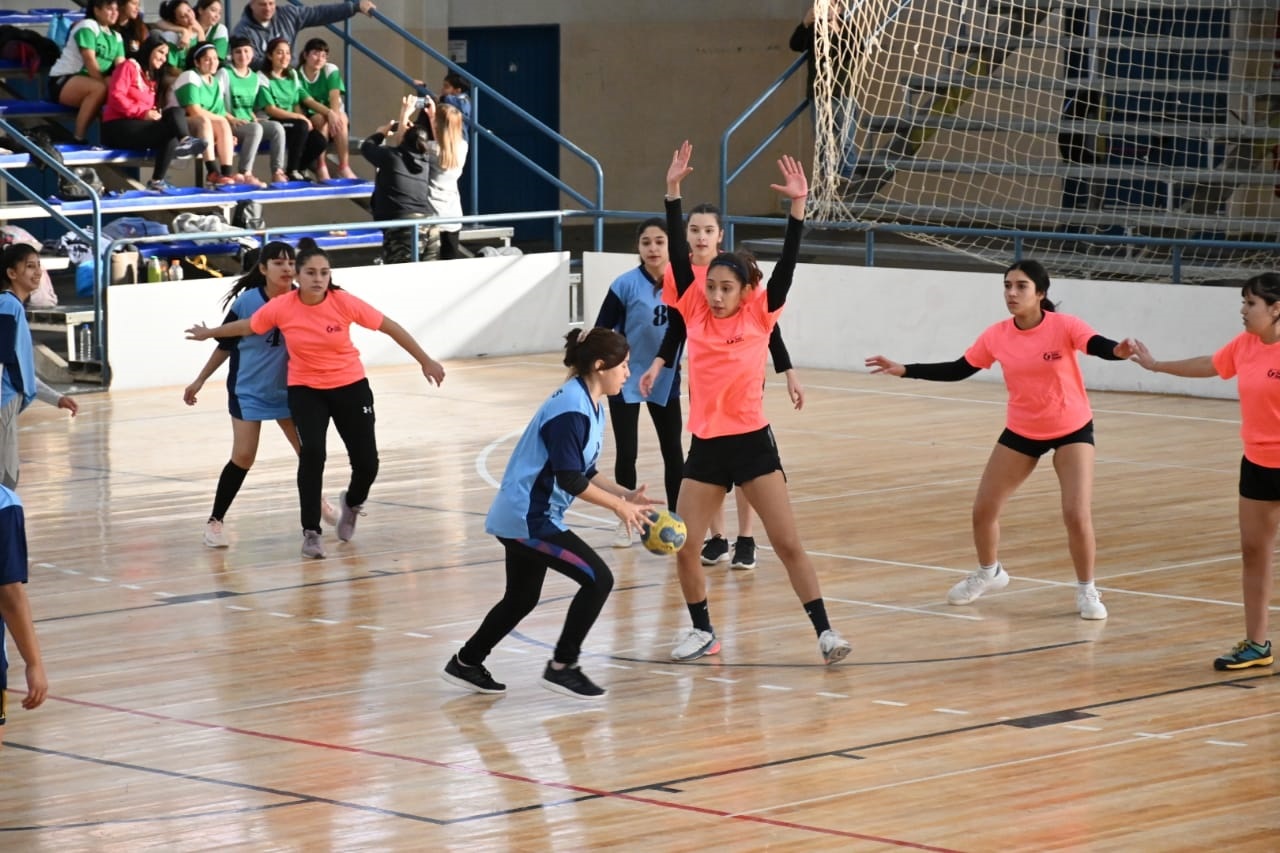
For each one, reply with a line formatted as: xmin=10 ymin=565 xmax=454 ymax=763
xmin=979 ymin=562 xmax=1000 ymax=576
xmin=1077 ymin=580 xmax=1096 ymax=591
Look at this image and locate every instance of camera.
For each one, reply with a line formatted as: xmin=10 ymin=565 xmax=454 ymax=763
xmin=413 ymin=96 xmax=431 ymax=110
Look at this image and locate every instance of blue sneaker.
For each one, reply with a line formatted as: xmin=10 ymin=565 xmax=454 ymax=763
xmin=1214 ymin=639 xmax=1272 ymax=671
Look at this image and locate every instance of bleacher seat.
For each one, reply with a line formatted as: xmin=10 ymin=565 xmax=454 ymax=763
xmin=0 ymin=99 xmax=72 ymax=117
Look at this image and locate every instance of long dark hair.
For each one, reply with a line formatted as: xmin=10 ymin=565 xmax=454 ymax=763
xmin=1004 ymin=259 xmax=1056 ymax=312
xmin=0 ymin=244 xmax=39 ymax=291
xmin=222 ymin=240 xmax=294 ymax=308
xmin=564 ymin=327 xmax=628 ymax=377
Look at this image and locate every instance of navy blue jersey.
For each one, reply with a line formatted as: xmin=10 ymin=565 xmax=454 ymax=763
xmin=485 ymin=377 xmax=604 ymax=539
xmin=0 ymin=291 xmax=35 ymax=413
xmin=217 ymin=286 xmax=290 ymax=421
xmin=595 ymin=265 xmax=680 ymax=405
xmin=0 ymin=484 xmax=26 ymax=587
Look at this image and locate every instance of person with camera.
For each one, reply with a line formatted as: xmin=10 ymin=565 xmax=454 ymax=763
xmin=361 ymin=95 xmax=436 ymax=264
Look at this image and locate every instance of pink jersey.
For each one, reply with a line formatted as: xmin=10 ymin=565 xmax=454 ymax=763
xmin=248 ymin=289 xmax=384 ymax=389
xmin=964 ymin=311 xmax=1098 ymax=439
xmin=668 ymin=279 xmax=780 ymax=439
xmin=1212 ymin=332 xmax=1280 ymax=467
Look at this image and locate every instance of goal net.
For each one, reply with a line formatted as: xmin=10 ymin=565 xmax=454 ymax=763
xmin=807 ymin=0 xmax=1280 ymax=281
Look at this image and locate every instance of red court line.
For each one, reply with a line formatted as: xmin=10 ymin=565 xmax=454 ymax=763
xmin=42 ymin=693 xmax=960 ymax=851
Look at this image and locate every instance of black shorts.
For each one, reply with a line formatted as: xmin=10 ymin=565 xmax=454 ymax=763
xmin=49 ymin=74 xmax=72 ymax=102
xmin=997 ymin=420 xmax=1095 ymax=459
xmin=684 ymin=425 xmax=785 ymax=491
xmin=1239 ymin=456 xmax=1280 ymax=501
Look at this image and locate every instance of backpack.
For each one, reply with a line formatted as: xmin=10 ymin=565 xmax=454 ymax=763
xmin=231 ymin=199 xmax=266 ymax=232
xmin=0 ymin=26 xmax=59 ymax=76
xmin=59 ymin=167 xmax=106 ymax=200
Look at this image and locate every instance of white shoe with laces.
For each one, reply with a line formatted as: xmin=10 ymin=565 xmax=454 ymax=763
xmin=819 ymin=629 xmax=851 ymax=664
xmin=321 ymin=497 xmax=339 ymax=528
xmin=203 ymin=519 xmax=228 ymax=548
xmin=947 ymin=564 xmax=1010 ymax=605
xmin=1076 ymin=585 xmax=1108 ymax=620
xmin=671 ymin=627 xmax=721 ymax=661
xmin=611 ymin=519 xmax=632 ymax=548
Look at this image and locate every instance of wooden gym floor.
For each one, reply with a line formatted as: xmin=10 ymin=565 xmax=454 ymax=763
xmin=0 ymin=355 xmax=1276 ymax=851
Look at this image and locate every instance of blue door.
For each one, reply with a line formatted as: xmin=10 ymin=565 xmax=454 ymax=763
xmin=448 ymin=25 xmax=560 ymax=242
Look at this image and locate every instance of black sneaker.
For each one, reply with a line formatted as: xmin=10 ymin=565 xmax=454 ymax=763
xmin=441 ymin=653 xmax=506 ymax=694
xmin=730 ymin=536 xmax=757 ymax=570
xmin=541 ymin=662 xmax=606 ymax=699
xmin=700 ymin=535 xmax=730 ymax=566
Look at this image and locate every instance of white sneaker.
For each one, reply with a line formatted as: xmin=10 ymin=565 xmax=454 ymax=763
xmin=947 ymin=564 xmax=1010 ymax=605
xmin=321 ymin=497 xmax=339 ymax=528
xmin=203 ymin=519 xmax=228 ymax=548
xmin=819 ymin=629 xmax=851 ymax=664
xmin=301 ymin=530 xmax=326 ymax=559
xmin=1077 ymin=586 xmax=1108 ymax=620
xmin=671 ymin=627 xmax=721 ymax=661
xmin=611 ymin=519 xmax=632 ymax=548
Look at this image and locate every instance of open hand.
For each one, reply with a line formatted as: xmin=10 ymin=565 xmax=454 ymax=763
xmin=666 ymin=140 xmax=693 ymax=191
xmin=865 ymin=354 xmax=905 ymax=376
xmin=769 ymin=154 xmax=809 ymax=200
xmin=185 ymin=323 xmax=213 ymax=341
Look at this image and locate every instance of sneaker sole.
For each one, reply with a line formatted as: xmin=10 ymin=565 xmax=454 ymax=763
xmin=1078 ymin=609 xmax=1108 ymax=620
xmin=672 ymin=639 xmax=721 ymax=662
xmin=1214 ymin=655 xmax=1274 ymax=671
xmin=203 ymin=538 xmax=229 ymax=548
xmin=730 ymin=561 xmax=756 ymax=570
xmin=947 ymin=573 xmax=1011 ymax=605
xmin=441 ymin=670 xmax=505 ymax=694
xmin=824 ymin=643 xmax=852 ymax=665
xmin=700 ymin=555 xmax=729 ymax=566
xmin=540 ymin=678 xmax=606 ymax=699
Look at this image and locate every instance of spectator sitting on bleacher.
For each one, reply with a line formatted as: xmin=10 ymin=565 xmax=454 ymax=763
xmin=154 ymin=0 xmax=204 ymax=71
xmin=220 ymin=35 xmax=287 ymax=184
xmin=48 ymin=0 xmax=126 ymax=145
xmin=257 ymin=37 xmax=327 ymax=181
xmin=103 ymin=33 xmax=206 ymax=192
xmin=297 ymin=38 xmax=356 ymax=180
xmin=173 ymin=41 xmax=244 ymax=187
xmin=197 ymin=0 xmax=229 ymax=59
xmin=362 ymin=94 xmax=433 ymax=264
xmin=233 ymin=0 xmax=377 ymax=72
xmin=114 ymin=0 xmax=149 ymax=58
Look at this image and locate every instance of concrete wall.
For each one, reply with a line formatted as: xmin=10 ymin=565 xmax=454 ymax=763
xmin=106 ymin=252 xmax=570 ymax=390
xmin=583 ymin=252 xmax=1246 ymax=401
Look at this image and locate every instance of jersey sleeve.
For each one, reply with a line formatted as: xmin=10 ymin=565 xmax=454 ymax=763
xmin=73 ymin=22 xmax=97 ymax=52
xmin=216 ymin=305 xmax=244 ymax=351
xmin=337 ymin=291 xmax=385 ymax=331
xmin=174 ymin=70 xmax=201 ymax=107
xmin=963 ymin=323 xmax=1000 ymax=369
xmin=539 ymin=411 xmax=593 ymax=476
xmin=1063 ymin=313 xmax=1098 ymax=352
xmin=324 ymin=62 xmax=345 ymax=95
xmin=247 ymin=295 xmax=280 ymax=335
xmin=0 ymin=502 xmax=29 ymax=586
xmin=1212 ymin=335 xmax=1242 ymax=380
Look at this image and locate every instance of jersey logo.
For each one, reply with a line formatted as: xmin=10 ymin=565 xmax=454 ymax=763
xmin=326 ymin=324 xmax=343 ymax=333
xmin=724 ymin=334 xmax=744 ymax=345
xmin=362 ymin=405 xmax=373 ymax=414
xmin=1042 ymin=350 xmax=1063 ymax=361
xmin=1267 ymin=369 xmax=1280 ymax=380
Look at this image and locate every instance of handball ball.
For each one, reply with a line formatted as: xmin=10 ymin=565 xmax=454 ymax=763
xmin=641 ymin=509 xmax=687 ymax=555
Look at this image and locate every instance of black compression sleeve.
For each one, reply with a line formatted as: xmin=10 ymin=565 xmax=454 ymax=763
xmin=665 ymin=197 xmax=695 ymax=296
xmin=1086 ymin=334 xmax=1124 ymax=360
xmin=555 ymin=470 xmax=591 ymax=496
xmin=769 ymin=323 xmax=792 ymax=373
xmin=902 ymin=357 xmax=981 ymax=382
xmin=766 ymin=215 xmax=805 ymax=312
xmin=655 ymin=308 xmax=686 ymax=365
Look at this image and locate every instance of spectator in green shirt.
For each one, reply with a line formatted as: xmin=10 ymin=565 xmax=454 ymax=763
xmin=297 ymin=37 xmax=356 ymax=180
xmin=173 ymin=41 xmax=238 ymax=187
xmin=220 ymin=35 xmax=282 ymax=184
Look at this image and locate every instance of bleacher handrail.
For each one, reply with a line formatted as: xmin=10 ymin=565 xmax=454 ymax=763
xmin=288 ymin=0 xmax=607 ymax=250
xmin=0 ymin=117 xmax=106 ymax=359
xmin=718 ymin=53 xmax=810 ymax=247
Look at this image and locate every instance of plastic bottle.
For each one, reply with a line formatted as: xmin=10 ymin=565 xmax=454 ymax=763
xmin=77 ymin=324 xmax=92 ymax=361
xmin=168 ymin=259 xmax=183 ymax=281
xmin=146 ymin=256 xmax=164 ymax=283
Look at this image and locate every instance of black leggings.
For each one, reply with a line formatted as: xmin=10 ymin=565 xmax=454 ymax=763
xmin=460 ymin=530 xmax=614 ymax=667
xmin=278 ymin=116 xmax=327 ymax=172
xmin=101 ymin=107 xmax=190 ymax=181
xmin=287 ymin=379 xmax=379 ymax=532
xmin=608 ymin=396 xmax=684 ymax=508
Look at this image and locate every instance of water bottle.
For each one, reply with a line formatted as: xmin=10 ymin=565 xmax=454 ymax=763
xmin=146 ymin=256 xmax=164 ymax=283
xmin=168 ymin=259 xmax=183 ymax=281
xmin=77 ymin=323 xmax=92 ymax=361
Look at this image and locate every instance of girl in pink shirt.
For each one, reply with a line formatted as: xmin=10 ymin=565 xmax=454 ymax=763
xmin=867 ymin=261 xmax=1136 ymax=620
xmin=186 ymin=238 xmax=446 ymax=559
xmin=660 ymin=142 xmax=851 ymax=666
xmin=1130 ymin=271 xmax=1280 ymax=671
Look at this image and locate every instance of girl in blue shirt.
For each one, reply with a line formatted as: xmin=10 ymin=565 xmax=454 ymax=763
xmin=594 ymin=218 xmax=684 ymax=546
xmin=443 ymin=328 xmax=656 ymax=699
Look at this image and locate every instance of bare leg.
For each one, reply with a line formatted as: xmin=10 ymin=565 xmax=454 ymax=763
xmin=1052 ymin=442 xmax=1097 ymax=582
xmin=739 ymin=471 xmax=820 ymax=602
xmin=674 ymin=480 xmax=728 ymax=604
xmin=972 ymin=443 xmax=1039 ymax=566
xmin=1238 ymin=497 xmax=1280 ymax=643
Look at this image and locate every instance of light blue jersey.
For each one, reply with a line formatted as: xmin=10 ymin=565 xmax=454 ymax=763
xmin=485 ymin=377 xmax=604 ymax=540
xmin=217 ymin=286 xmax=290 ymax=421
xmin=0 ymin=291 xmax=36 ymax=413
xmin=596 ymin=266 xmax=680 ymax=405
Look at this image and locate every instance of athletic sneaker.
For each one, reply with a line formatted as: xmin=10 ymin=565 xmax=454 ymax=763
xmin=671 ymin=627 xmax=720 ymax=661
xmin=541 ymin=662 xmax=606 ymax=699
xmin=336 ymin=490 xmax=365 ymax=542
xmin=730 ymin=536 xmax=757 ymax=570
xmin=173 ymin=136 xmax=207 ymax=159
xmin=301 ymin=529 xmax=326 ymax=559
xmin=700 ymin=535 xmax=730 ymax=566
xmin=1076 ymin=586 xmax=1108 ymax=620
xmin=611 ymin=519 xmax=632 ymax=548
xmin=442 ymin=653 xmax=506 ymax=694
xmin=1213 ymin=639 xmax=1273 ymax=671
xmin=146 ymin=178 xmax=180 ymax=193
xmin=320 ymin=497 xmax=339 ymax=528
xmin=947 ymin=564 xmax=1010 ymax=605
xmin=819 ymin=628 xmax=852 ymax=664
xmin=203 ymin=519 xmax=228 ymax=548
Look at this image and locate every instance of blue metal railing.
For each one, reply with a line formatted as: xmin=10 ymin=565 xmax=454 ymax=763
xmin=289 ymin=0 xmax=606 ymax=250
xmin=719 ymin=54 xmax=810 ymax=247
